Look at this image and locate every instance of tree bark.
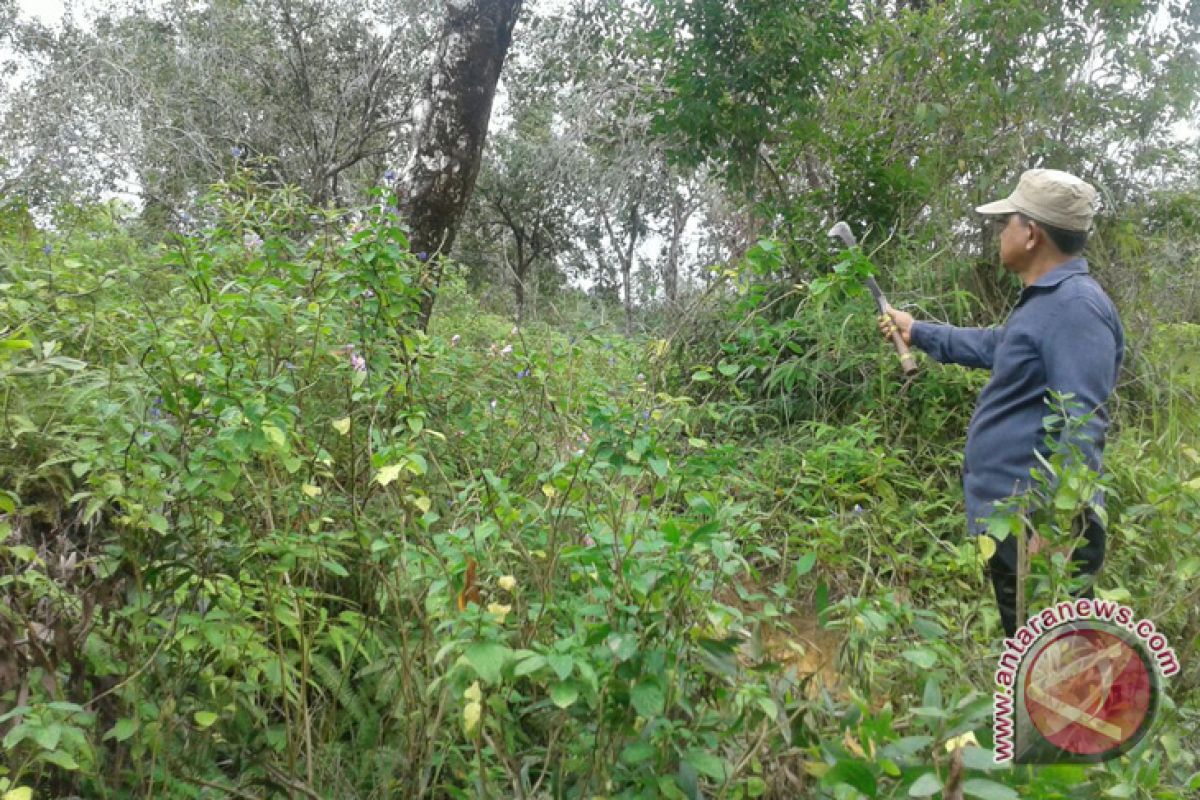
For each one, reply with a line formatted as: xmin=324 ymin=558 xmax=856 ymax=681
xmin=398 ymin=0 xmax=522 ymax=331
xmin=661 ymin=190 xmax=693 ymax=307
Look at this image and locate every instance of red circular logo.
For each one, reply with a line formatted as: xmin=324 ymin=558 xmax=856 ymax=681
xmin=1023 ymin=628 xmax=1153 ymax=756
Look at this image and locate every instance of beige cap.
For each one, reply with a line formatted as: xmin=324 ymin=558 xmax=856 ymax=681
xmin=976 ymin=168 xmax=1098 ymax=232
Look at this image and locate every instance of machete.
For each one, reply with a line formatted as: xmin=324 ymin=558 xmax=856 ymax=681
xmin=827 ymin=221 xmax=918 ymax=377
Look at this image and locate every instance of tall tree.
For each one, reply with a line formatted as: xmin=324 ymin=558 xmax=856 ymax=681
xmin=398 ymin=0 xmax=523 ymax=331
xmin=1 ymin=0 xmax=434 ymax=214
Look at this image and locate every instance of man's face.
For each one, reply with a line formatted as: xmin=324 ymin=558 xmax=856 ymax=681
xmin=996 ymin=213 xmax=1033 ymax=271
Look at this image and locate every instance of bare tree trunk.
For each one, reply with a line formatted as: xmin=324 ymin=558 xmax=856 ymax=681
xmin=513 ymin=233 xmax=528 ymax=322
xmin=600 ymin=205 xmax=640 ymax=335
xmin=398 ymin=0 xmax=522 ymax=331
xmin=662 ymin=190 xmax=693 ymax=307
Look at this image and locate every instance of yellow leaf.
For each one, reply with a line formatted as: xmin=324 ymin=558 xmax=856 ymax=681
xmin=541 ymin=483 xmax=556 ymax=498
xmin=487 ymin=602 xmax=511 ymax=623
xmin=413 ymin=495 xmax=432 ymax=513
xmin=301 ymin=484 xmax=322 ymax=498
xmin=1185 ymin=475 xmax=1200 ymax=491
xmin=463 ymin=700 xmax=481 ymax=734
xmin=375 ymin=464 xmax=403 ymax=486
xmin=498 ymin=575 xmax=517 ymax=592
xmin=4 ymin=788 xmax=34 ymax=800
xmin=944 ymin=731 xmax=979 ymax=752
xmin=262 ymin=424 xmax=286 ymax=447
xmin=332 ymin=417 xmax=351 ymax=435
xmin=464 ymin=680 xmax=482 ymax=703
xmin=977 ymin=535 xmax=997 ymax=562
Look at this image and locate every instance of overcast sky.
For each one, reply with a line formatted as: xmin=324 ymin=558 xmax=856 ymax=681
xmin=18 ymin=0 xmax=67 ymax=24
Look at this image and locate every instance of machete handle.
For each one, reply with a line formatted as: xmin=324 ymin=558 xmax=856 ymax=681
xmin=891 ymin=329 xmax=919 ymax=376
xmin=875 ymin=291 xmax=919 ymax=377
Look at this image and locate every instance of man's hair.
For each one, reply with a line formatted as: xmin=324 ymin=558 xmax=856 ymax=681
xmin=1015 ymin=213 xmax=1088 ymax=255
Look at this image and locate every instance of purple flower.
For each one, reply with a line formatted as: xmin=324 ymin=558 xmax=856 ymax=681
xmin=350 ymin=353 xmax=367 ymax=373
xmin=642 ymin=409 xmax=650 ymax=420
xmin=231 ymin=145 xmax=244 ymax=158
xmin=362 ymin=289 xmax=375 ymax=299
xmin=517 ymin=368 xmax=530 ymax=379
xmin=416 ymin=251 xmax=429 ymax=261
xmin=383 ymin=169 xmax=396 ymax=182
xmin=582 ymin=534 xmax=596 ymax=547
xmin=41 ymin=244 xmax=52 ymax=255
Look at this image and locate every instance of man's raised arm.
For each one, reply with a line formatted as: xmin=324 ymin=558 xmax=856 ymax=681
xmin=881 ymin=305 xmax=1001 ymax=370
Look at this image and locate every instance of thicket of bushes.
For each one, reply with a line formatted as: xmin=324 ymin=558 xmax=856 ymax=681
xmin=1 ymin=179 xmax=1198 ymax=798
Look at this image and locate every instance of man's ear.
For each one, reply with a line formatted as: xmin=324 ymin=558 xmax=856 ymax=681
xmin=1025 ymin=220 xmax=1041 ymax=252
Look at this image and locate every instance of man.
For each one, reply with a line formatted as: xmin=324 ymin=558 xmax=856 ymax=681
xmin=881 ymin=169 xmax=1125 ymax=637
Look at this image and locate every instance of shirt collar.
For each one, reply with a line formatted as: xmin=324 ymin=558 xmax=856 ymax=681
xmin=1027 ymin=257 xmax=1089 ymax=290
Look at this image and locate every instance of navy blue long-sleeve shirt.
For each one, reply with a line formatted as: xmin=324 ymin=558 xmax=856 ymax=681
xmin=910 ymin=258 xmax=1124 ymax=537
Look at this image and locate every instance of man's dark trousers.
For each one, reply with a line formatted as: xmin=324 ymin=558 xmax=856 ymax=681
xmin=985 ymin=511 xmax=1106 ymax=637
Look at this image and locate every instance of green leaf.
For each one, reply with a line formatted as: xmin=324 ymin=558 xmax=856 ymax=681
xmin=908 ymin=771 xmax=942 ymax=797
xmin=962 ymin=746 xmax=1003 ymax=771
xmin=550 ymin=682 xmax=579 ymax=709
xmin=683 ymin=749 xmax=729 ymax=781
xmin=38 ymin=749 xmax=78 ymax=770
xmin=630 ymin=680 xmax=665 ymax=718
xmin=902 ymin=648 xmax=938 ymax=669
xmin=193 ymin=711 xmax=219 ymax=728
xmin=547 ymin=653 xmax=574 ymax=681
xmin=794 ymin=552 xmax=816 ymax=577
xmin=621 ymin=741 xmax=655 ymax=764
xmin=690 ymin=370 xmax=712 ymax=382
xmin=104 ymin=719 xmax=138 ymax=742
xmin=513 ymin=654 xmax=545 ymax=678
xmin=962 ymin=779 xmax=1019 ymax=800
xmin=648 ymin=456 xmax=669 ymax=478
xmin=464 ymin=642 xmax=511 ymax=685
xmin=821 ymin=759 xmax=876 ymax=798
xmin=606 ymin=633 xmax=638 ymax=662
xmin=33 ymin=723 xmax=62 ymax=750
xmin=44 ymin=355 xmax=87 ymax=371
xmin=322 ymin=559 xmax=349 ymax=578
